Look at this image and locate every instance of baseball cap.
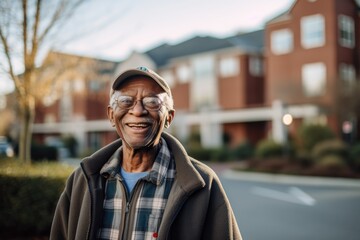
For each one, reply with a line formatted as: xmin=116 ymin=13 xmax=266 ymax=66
xmin=111 ymin=66 xmax=172 ymax=97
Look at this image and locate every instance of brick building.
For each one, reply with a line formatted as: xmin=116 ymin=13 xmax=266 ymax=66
xmin=266 ymin=0 xmax=360 ymax=143
xmin=31 ymin=0 xmax=360 ymax=154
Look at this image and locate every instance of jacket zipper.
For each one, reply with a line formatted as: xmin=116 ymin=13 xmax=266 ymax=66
xmin=121 ymin=180 xmax=143 ymax=239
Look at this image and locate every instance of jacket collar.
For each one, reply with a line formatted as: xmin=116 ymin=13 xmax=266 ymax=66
xmin=80 ymin=132 xmax=205 ymax=193
xmin=161 ymin=132 xmax=205 ymax=192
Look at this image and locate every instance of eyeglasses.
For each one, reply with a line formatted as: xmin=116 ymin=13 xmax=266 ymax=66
xmin=114 ymin=95 xmax=166 ymax=111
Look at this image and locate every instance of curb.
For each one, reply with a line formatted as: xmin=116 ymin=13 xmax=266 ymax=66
xmin=222 ymin=169 xmax=360 ymax=188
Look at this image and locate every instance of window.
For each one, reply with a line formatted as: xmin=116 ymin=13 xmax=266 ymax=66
xmin=89 ymin=80 xmax=102 ymax=92
xmin=301 ymin=14 xmax=325 ymax=48
xmin=271 ymin=29 xmax=293 ymax=54
xmin=60 ymin=81 xmax=72 ymax=121
xmin=338 ymin=15 xmax=355 ymax=48
xmin=42 ymin=95 xmax=56 ymax=107
xmin=302 ymin=62 xmax=326 ymax=97
xmin=159 ymin=70 xmax=175 ymax=87
xmin=339 ymin=63 xmax=356 ymax=91
xmin=89 ymin=132 xmax=101 ymax=150
xmin=191 ymin=56 xmax=217 ymax=110
xmin=73 ymin=79 xmax=85 ymax=93
xmin=176 ymin=65 xmax=191 ymax=83
xmin=249 ymin=56 xmax=263 ymax=76
xmin=219 ymin=57 xmax=239 ymax=77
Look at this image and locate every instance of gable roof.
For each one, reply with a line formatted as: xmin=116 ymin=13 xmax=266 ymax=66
xmin=145 ymin=35 xmax=233 ymax=66
xmin=226 ymin=29 xmax=264 ymax=53
xmin=145 ymin=30 xmax=264 ymax=67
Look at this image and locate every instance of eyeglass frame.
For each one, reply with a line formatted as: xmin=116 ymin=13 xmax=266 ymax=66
xmin=110 ymin=93 xmax=169 ymax=111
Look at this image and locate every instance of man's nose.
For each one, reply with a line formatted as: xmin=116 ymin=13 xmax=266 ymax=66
xmin=130 ymin=100 xmax=147 ymax=115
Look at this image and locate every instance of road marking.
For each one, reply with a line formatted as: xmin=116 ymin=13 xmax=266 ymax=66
xmin=251 ymin=186 xmax=316 ymax=206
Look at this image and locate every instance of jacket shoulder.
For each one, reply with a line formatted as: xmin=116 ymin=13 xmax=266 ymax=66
xmin=189 ymin=158 xmax=219 ymax=183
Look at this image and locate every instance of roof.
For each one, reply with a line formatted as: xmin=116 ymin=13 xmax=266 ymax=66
xmin=226 ymin=29 xmax=264 ymax=53
xmin=145 ymin=36 xmax=233 ymax=66
xmin=145 ymin=30 xmax=264 ymax=67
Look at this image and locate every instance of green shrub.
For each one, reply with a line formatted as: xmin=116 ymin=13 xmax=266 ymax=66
xmin=350 ymin=143 xmax=360 ymax=169
xmin=31 ymin=144 xmax=58 ymax=161
xmin=187 ymin=147 xmax=213 ymax=161
xmin=298 ymin=124 xmax=335 ymax=151
xmin=14 ymin=143 xmax=59 ymax=161
xmin=312 ymin=139 xmax=349 ymax=162
xmin=295 ymin=150 xmax=313 ymax=167
xmin=316 ymin=154 xmax=346 ymax=168
xmin=0 ymin=160 xmax=73 ymax=238
xmin=231 ymin=141 xmax=254 ymax=160
xmin=185 ymin=131 xmax=202 ymax=149
xmin=255 ymin=139 xmax=283 ymax=159
xmin=62 ymin=134 xmax=78 ymax=157
xmin=211 ymin=147 xmax=231 ymax=162
xmin=187 ymin=146 xmax=233 ymax=162
xmin=308 ymin=154 xmax=354 ymax=178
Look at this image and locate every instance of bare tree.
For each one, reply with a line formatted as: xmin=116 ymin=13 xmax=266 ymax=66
xmin=0 ymin=0 xmax=88 ymax=163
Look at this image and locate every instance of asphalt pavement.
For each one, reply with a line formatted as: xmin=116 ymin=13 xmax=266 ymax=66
xmin=60 ymin=158 xmax=360 ymax=239
xmin=61 ymin=158 xmax=360 ymax=188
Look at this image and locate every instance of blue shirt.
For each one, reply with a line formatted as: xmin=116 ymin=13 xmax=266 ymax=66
xmin=120 ymin=168 xmax=148 ymax=193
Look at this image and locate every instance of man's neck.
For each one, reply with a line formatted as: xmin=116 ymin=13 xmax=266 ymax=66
xmin=121 ymin=144 xmax=160 ymax=172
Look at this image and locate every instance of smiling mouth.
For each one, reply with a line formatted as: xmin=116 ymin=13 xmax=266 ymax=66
xmin=127 ymin=123 xmax=150 ymax=129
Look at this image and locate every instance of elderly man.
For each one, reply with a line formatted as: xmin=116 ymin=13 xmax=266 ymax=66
xmin=50 ymin=66 xmax=242 ymax=240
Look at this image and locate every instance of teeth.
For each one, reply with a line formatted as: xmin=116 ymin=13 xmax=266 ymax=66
xmin=128 ymin=123 xmax=148 ymax=127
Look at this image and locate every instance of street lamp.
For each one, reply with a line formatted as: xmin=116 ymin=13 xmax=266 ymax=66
xmin=282 ymin=113 xmax=293 ymax=159
xmin=282 ymin=113 xmax=293 ymax=126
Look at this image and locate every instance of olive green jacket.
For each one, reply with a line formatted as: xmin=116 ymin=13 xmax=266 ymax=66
xmin=50 ymin=132 xmax=242 ymax=240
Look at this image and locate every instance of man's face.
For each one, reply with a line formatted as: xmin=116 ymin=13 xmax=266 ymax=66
xmin=108 ymin=76 xmax=174 ymax=149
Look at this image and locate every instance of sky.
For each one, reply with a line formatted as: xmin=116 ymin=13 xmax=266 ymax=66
xmin=0 ymin=0 xmax=294 ymax=94
xmin=60 ymin=0 xmax=294 ymax=60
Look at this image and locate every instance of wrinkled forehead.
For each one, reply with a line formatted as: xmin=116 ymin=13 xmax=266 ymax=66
xmin=111 ymin=75 xmax=166 ymax=96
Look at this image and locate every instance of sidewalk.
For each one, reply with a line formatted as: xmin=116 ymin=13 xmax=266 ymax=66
xmin=204 ymin=161 xmax=360 ymax=188
xmin=61 ymin=159 xmax=360 ymax=188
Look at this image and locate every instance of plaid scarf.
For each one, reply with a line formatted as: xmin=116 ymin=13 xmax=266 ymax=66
xmin=98 ymin=139 xmax=176 ymax=240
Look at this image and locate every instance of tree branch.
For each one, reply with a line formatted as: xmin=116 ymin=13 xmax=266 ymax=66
xmin=0 ymin=27 xmax=23 ymax=96
xmin=38 ymin=0 xmax=86 ymax=44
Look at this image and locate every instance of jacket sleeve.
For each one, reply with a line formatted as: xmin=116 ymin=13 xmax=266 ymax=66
xmin=49 ymin=172 xmax=74 ymax=240
xmin=202 ymin=178 xmax=243 ymax=240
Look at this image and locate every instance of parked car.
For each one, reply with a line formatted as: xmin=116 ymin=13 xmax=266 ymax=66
xmin=0 ymin=136 xmax=14 ymax=158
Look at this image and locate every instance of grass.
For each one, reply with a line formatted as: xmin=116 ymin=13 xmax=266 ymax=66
xmin=0 ymin=158 xmax=74 ymax=178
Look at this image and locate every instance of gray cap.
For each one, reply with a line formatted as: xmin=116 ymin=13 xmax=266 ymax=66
xmin=111 ymin=66 xmax=172 ymax=97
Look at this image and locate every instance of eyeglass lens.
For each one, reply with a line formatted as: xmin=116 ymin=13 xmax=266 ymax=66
xmin=116 ymin=96 xmax=163 ymax=110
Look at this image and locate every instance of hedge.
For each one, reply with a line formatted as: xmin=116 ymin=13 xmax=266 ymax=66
xmin=0 ymin=160 xmax=73 ymax=238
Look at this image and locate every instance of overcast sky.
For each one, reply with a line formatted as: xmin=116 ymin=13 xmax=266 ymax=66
xmin=60 ymin=0 xmax=294 ymax=60
xmin=0 ymin=0 xmax=294 ymax=94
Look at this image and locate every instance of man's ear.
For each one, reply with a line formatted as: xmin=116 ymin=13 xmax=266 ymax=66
xmin=107 ymin=105 xmax=115 ymax=127
xmin=165 ymin=110 xmax=175 ymax=128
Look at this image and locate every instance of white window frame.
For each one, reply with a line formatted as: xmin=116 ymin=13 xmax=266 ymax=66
xmin=191 ymin=56 xmax=217 ymax=110
xmin=302 ymin=62 xmax=326 ymax=97
xmin=176 ymin=65 xmax=191 ymax=84
xmin=339 ymin=63 xmax=356 ymax=90
xmin=60 ymin=81 xmax=72 ymax=122
xmin=271 ymin=28 xmax=293 ymax=55
xmin=338 ymin=15 xmax=355 ymax=48
xmin=219 ymin=56 xmax=239 ymax=77
xmin=301 ymin=14 xmax=325 ymax=49
xmin=73 ymin=79 xmax=85 ymax=93
xmin=159 ymin=70 xmax=175 ymax=87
